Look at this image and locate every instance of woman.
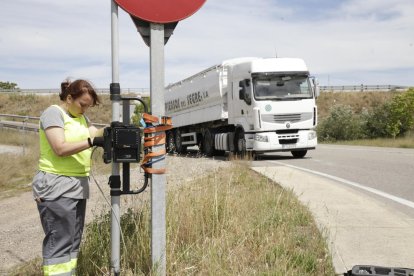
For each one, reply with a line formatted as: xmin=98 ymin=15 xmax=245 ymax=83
xmin=32 ymin=79 xmax=104 ymax=276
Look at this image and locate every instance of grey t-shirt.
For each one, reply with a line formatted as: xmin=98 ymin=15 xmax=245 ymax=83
xmin=32 ymin=105 xmax=90 ymax=200
xmin=40 ymin=105 xmax=91 ymax=130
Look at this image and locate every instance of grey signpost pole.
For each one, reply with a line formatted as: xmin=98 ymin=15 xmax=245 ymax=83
xmin=110 ymin=0 xmax=121 ymax=275
xmin=108 ymin=1 xmax=205 ymax=274
xmin=149 ymin=22 xmax=167 ymax=275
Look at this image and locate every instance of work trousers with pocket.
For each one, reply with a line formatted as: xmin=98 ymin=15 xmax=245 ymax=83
xmin=37 ymin=197 xmax=86 ymax=276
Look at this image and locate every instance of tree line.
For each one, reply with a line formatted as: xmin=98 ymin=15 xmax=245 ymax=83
xmin=0 ymin=81 xmax=19 ymax=90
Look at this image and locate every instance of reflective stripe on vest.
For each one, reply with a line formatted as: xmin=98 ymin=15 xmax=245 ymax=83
xmin=39 ymin=105 xmax=92 ymax=176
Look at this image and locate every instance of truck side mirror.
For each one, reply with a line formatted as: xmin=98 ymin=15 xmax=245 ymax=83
xmin=315 ymin=85 xmax=320 ymax=98
xmin=310 ymin=77 xmax=320 ymax=98
xmin=239 ymin=79 xmax=252 ymax=105
xmin=239 ymin=80 xmax=246 ymax=100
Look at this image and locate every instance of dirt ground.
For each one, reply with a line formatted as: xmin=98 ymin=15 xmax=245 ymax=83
xmin=0 ymin=153 xmax=230 ymax=274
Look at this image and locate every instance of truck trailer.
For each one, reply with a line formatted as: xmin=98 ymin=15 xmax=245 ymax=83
xmin=164 ymin=57 xmax=319 ymax=158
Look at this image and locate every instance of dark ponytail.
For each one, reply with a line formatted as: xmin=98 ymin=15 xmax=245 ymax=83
xmin=59 ymin=79 xmax=71 ymax=101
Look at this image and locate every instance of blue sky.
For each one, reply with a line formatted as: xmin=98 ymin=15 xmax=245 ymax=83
xmin=0 ymin=0 xmax=413 ymax=89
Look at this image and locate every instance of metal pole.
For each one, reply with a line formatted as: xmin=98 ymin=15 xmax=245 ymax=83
xmin=111 ymin=1 xmax=121 ymax=275
xmin=149 ymin=23 xmax=166 ymax=275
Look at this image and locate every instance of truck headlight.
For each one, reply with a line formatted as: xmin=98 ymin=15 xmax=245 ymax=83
xmin=308 ymin=131 xmax=317 ymax=140
xmin=255 ymin=134 xmax=269 ymax=142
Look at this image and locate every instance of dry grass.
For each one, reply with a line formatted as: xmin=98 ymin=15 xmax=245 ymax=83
xmin=11 ymin=163 xmax=335 ymax=275
xmin=3 ymin=126 xmax=335 ymax=275
xmin=0 ymin=129 xmax=39 ymax=198
xmin=0 ymin=93 xmax=112 ymax=123
xmin=0 ymin=129 xmax=110 ymax=198
xmin=328 ymin=132 xmax=414 ymax=148
xmin=317 ymin=91 xmax=398 ymax=120
xmin=0 ymin=91 xmax=404 ymax=123
xmin=73 ymin=163 xmax=334 ymax=275
xmin=165 ymin=163 xmax=334 ymax=275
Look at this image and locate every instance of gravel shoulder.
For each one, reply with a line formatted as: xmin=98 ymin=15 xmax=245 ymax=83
xmin=0 ymin=154 xmax=230 ymax=274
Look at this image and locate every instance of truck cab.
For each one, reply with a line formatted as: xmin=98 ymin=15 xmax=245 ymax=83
xmin=228 ymin=58 xmax=318 ymax=157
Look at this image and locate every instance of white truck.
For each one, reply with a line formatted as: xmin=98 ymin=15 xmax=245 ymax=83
xmin=164 ymin=57 xmax=319 ymax=158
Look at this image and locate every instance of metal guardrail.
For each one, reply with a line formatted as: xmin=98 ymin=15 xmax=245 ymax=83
xmin=320 ymin=85 xmax=409 ymax=92
xmin=0 ymin=120 xmax=39 ymax=132
xmin=0 ymin=88 xmax=150 ymax=95
xmin=0 ymin=114 xmax=40 ymax=132
xmin=0 ymin=114 xmax=106 ymax=132
xmin=0 ymin=114 xmax=40 ymax=121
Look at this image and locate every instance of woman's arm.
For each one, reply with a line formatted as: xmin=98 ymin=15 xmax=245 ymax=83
xmin=44 ymin=127 xmax=91 ymax=157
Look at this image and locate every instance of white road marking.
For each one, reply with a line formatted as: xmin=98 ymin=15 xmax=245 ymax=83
xmin=270 ymin=160 xmax=414 ymax=209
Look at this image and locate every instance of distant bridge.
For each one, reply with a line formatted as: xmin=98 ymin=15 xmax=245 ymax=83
xmin=319 ymin=84 xmax=409 ymax=93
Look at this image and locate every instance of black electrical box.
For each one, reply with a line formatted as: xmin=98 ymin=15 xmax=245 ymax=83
xmin=103 ymin=122 xmax=141 ymax=163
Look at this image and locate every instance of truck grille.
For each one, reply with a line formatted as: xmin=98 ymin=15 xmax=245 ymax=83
xmin=261 ymin=112 xmax=313 ymax=123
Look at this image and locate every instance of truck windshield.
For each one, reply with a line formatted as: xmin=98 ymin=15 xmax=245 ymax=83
xmin=253 ymin=75 xmax=313 ymax=100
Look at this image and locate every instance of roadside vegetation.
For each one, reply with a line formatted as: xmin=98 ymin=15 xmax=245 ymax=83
xmin=0 ymin=129 xmax=39 ymax=198
xmin=1 ymin=89 xmax=413 ymax=196
xmin=10 ymin=163 xmax=335 ymax=275
xmin=2 ymin=88 xmax=412 ymax=275
xmin=317 ymin=88 xmax=414 ymax=147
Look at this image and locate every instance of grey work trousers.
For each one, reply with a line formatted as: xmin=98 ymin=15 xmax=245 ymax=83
xmin=37 ymin=197 xmax=86 ymax=275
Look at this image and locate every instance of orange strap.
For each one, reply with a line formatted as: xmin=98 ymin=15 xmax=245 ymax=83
xmin=143 ymin=133 xmax=166 ymax=148
xmin=142 ymin=113 xmax=172 ymax=126
xmin=141 ymin=113 xmax=172 ymax=174
xmin=144 ymin=125 xmax=173 ymax=133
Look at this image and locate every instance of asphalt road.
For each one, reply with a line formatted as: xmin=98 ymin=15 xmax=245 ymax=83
xmin=254 ymin=144 xmax=414 ymax=217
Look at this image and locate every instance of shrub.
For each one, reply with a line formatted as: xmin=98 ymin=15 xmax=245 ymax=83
xmin=318 ymin=88 xmax=414 ymax=141
xmin=365 ymin=88 xmax=414 ymax=138
xmin=317 ymin=105 xmax=365 ymax=141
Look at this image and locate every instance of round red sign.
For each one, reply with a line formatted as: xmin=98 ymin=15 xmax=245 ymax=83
xmin=114 ymin=0 xmax=206 ymax=23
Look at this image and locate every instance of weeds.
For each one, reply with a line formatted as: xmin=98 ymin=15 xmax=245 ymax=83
xmin=0 ymin=129 xmax=39 ymax=198
xmin=8 ymin=257 xmax=43 ymax=276
xmin=74 ymin=163 xmax=334 ymax=275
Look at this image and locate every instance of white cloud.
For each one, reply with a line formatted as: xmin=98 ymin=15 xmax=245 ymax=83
xmin=0 ymin=0 xmax=413 ymax=88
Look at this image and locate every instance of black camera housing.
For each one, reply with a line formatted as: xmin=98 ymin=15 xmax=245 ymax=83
xmin=103 ymin=122 xmax=141 ymax=164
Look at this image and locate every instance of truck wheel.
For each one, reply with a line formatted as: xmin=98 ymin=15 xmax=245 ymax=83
xmin=235 ymin=130 xmax=246 ymax=158
xmin=250 ymin=151 xmax=260 ymax=160
xmin=166 ymin=131 xmax=175 ymax=153
xmin=291 ymin=150 xmax=307 ymax=158
xmin=202 ymin=129 xmax=216 ymax=157
xmin=174 ymin=129 xmax=186 ymax=154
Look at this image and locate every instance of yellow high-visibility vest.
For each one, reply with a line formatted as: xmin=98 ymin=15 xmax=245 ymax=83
xmin=39 ymin=105 xmax=91 ymax=176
